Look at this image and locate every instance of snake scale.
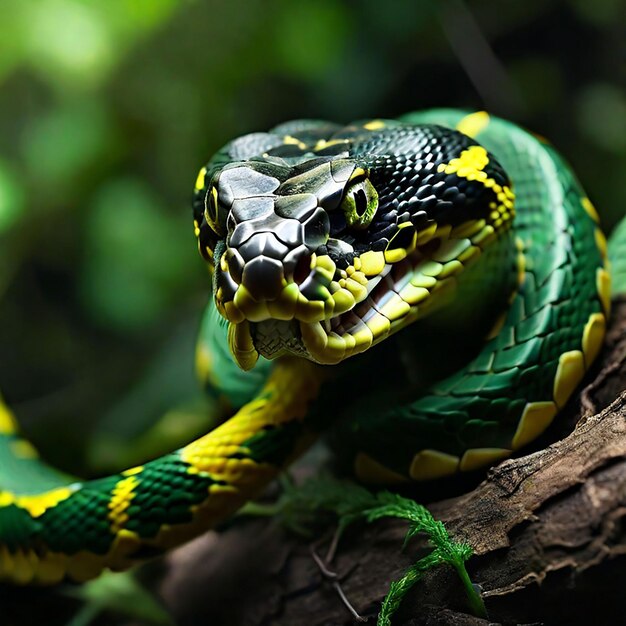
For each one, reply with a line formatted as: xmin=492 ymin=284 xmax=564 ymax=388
xmin=1 ymin=109 xmax=624 ymax=585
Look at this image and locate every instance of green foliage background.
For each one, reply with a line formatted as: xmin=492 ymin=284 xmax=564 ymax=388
xmin=0 ymin=0 xmax=624 ymax=473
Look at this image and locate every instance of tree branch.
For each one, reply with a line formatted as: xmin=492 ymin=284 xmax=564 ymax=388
xmin=154 ymin=298 xmax=626 ymax=626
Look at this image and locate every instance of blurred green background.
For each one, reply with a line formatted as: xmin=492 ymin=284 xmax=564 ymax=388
xmin=0 ymin=0 xmax=624 ymax=474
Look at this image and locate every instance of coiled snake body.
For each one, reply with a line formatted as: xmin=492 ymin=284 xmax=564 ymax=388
xmin=0 ymin=109 xmax=623 ymax=584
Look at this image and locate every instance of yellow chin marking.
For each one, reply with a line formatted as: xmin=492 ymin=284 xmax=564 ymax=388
xmin=553 ymin=350 xmax=585 ymax=408
xmin=456 ymin=111 xmax=490 ymax=138
xmin=325 ymin=333 xmax=347 ymax=362
xmin=410 ymin=449 xmax=459 ymax=481
xmin=511 ymin=401 xmax=558 ymax=450
xmin=300 ymin=317 xmax=377 ymax=365
xmin=332 ymin=288 xmax=356 ymax=314
xmin=399 ymin=283 xmax=429 ymax=306
xmin=267 ymin=291 xmax=299 ymax=320
xmin=311 ymin=254 xmax=337 ymax=282
xmin=295 ymin=297 xmax=326 ymax=323
xmin=350 ymin=324 xmax=374 ymax=351
xmin=355 ymin=453 xmax=409 ymax=484
xmin=224 ymin=300 xmax=245 ymax=324
xmin=379 ymin=294 xmax=411 ymax=322
xmin=459 ymin=448 xmax=511 ymax=472
xmin=233 ymin=286 xmax=271 ymax=322
xmin=450 ymin=219 xmax=486 ymax=240
xmin=228 ymin=321 xmax=259 ymax=371
xmin=300 ymin=321 xmax=328 ymax=354
xmin=344 ymin=276 xmax=367 ymax=302
xmin=365 ymin=311 xmax=391 ymax=339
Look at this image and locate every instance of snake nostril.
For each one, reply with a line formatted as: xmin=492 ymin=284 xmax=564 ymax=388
xmin=293 ymin=253 xmax=313 ymax=285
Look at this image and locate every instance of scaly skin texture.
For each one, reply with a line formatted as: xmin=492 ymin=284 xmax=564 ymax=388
xmin=0 ymin=110 xmax=622 ymax=585
xmin=337 ymin=110 xmax=610 ymax=481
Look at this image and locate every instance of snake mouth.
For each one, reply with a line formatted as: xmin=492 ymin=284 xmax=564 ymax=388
xmin=226 ymin=219 xmax=495 ymax=370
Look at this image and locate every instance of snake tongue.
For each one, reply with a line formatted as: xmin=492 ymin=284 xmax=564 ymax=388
xmin=300 ymin=320 xmax=328 ymax=360
xmin=228 ymin=320 xmax=259 ymax=371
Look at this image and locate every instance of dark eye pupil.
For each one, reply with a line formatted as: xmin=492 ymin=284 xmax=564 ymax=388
xmin=353 ymin=188 xmax=367 ymax=217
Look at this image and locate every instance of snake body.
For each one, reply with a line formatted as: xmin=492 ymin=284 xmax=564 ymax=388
xmin=0 ymin=109 xmax=622 ymax=584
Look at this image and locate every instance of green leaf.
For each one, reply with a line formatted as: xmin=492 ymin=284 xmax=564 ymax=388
xmin=276 ymin=476 xmax=487 ymax=624
xmin=20 ymin=100 xmax=115 ymax=188
xmin=79 ymin=177 xmax=196 ymax=331
xmin=272 ymin=0 xmax=352 ymax=79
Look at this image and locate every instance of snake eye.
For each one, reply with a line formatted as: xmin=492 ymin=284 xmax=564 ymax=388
xmin=205 ymin=186 xmax=226 ymax=236
xmin=340 ymin=177 xmax=379 ymax=229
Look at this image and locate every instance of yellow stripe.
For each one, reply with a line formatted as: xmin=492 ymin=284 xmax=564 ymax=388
xmin=438 ymin=145 xmax=515 ymax=227
xmin=108 ymin=476 xmax=140 ymax=533
xmin=181 ymin=359 xmax=321 ymax=483
xmin=283 ymin=135 xmax=308 ymax=150
xmin=0 ymin=486 xmax=76 ymax=518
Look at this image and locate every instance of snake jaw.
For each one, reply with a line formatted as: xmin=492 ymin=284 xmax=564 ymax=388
xmin=221 ymin=221 xmax=497 ymax=367
xmin=297 ymin=219 xmax=508 ymax=364
xmin=227 ymin=319 xmax=259 ymax=371
xmin=199 ymin=124 xmax=517 ymax=369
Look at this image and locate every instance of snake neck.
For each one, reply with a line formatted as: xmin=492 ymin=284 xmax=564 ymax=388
xmin=308 ymin=229 xmax=520 ymax=431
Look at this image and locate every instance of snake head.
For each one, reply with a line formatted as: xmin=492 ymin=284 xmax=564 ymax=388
xmin=193 ymin=121 xmax=515 ymax=370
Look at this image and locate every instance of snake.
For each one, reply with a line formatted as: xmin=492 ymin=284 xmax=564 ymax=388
xmin=1 ymin=109 xmax=624 ymax=586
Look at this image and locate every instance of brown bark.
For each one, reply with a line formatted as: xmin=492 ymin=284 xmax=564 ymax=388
xmin=155 ymin=299 xmax=626 ymax=626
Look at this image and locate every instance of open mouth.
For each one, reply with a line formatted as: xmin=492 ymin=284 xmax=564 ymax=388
xmin=225 ymin=219 xmax=492 ymax=370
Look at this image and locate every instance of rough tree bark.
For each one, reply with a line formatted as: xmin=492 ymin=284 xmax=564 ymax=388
xmin=151 ymin=296 xmax=626 ymax=626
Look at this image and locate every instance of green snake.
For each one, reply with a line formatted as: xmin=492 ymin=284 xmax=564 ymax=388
xmin=1 ymin=109 xmax=624 ymax=585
